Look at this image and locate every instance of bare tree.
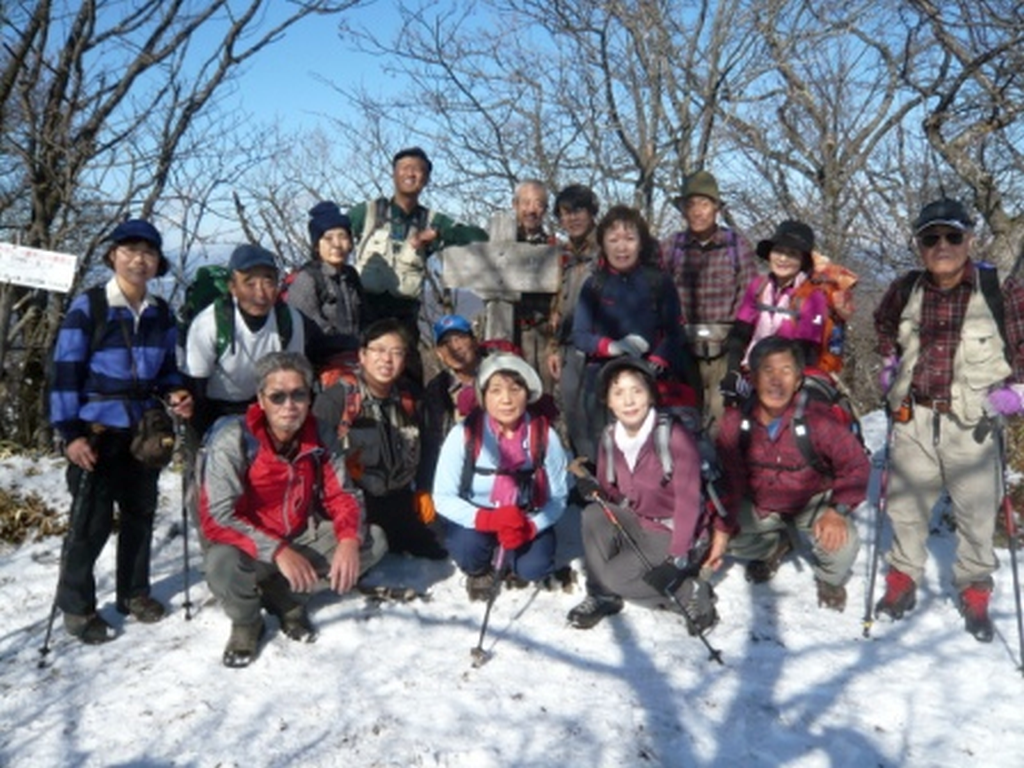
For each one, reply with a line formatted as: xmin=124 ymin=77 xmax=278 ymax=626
xmin=340 ymin=0 xmax=761 ymax=226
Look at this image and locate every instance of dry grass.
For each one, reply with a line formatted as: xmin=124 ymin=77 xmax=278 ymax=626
xmin=0 ymin=487 xmax=64 ymax=545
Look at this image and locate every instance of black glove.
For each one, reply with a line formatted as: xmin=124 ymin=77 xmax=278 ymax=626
xmin=643 ymin=559 xmax=687 ymax=596
xmin=574 ymin=472 xmax=603 ymax=501
xmin=719 ymin=370 xmax=751 ymax=406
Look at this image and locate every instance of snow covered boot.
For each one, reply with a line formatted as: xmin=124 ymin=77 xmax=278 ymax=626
xmin=222 ymin=618 xmax=265 ymax=668
xmin=815 ymin=578 xmax=847 ymax=612
xmin=875 ymin=568 xmax=916 ymax=620
xmin=745 ymin=538 xmax=792 ymax=583
xmin=959 ymin=583 xmax=994 ymax=643
xmin=261 ymin=574 xmax=316 ymax=642
xmin=116 ymin=595 xmax=167 ymax=624
xmin=466 ymin=569 xmax=496 ymax=602
xmin=677 ymin=579 xmax=719 ymax=636
xmin=64 ymin=612 xmax=115 ymax=645
xmin=567 ymin=594 xmax=624 ymax=630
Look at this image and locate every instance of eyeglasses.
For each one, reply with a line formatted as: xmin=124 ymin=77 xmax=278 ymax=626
xmin=118 ymin=243 xmax=160 ymax=260
xmin=918 ymin=231 xmax=965 ymax=248
xmin=365 ymin=345 xmax=407 ymax=359
xmin=264 ymin=389 xmax=310 ymax=406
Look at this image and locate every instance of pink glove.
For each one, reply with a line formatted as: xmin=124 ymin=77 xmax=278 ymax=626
xmin=879 ymin=355 xmax=899 ymax=394
xmin=987 ymin=385 xmax=1024 ymax=416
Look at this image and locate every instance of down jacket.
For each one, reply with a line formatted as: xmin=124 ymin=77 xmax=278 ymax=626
xmin=199 ymin=404 xmax=363 ymax=562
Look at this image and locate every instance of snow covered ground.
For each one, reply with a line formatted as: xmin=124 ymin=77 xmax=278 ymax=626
xmin=1 ymin=410 xmax=1022 ymax=767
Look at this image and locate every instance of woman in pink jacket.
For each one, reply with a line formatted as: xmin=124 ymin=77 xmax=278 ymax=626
xmin=720 ymin=220 xmax=829 ymax=405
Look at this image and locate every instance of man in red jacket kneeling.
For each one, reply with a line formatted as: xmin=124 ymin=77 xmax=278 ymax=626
xmin=199 ymin=351 xmax=386 ymax=667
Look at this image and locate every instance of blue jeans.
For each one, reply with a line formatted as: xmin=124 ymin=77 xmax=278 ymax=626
xmin=445 ymin=523 xmax=556 ymax=581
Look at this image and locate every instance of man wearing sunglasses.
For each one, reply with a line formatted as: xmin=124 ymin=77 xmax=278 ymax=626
xmin=873 ymin=198 xmax=1024 ymax=643
xmin=199 ymin=352 xmax=386 ymax=667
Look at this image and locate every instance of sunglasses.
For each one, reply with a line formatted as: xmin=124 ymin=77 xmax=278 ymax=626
xmin=264 ymin=389 xmax=310 ymax=406
xmin=918 ymin=231 xmax=965 ymax=248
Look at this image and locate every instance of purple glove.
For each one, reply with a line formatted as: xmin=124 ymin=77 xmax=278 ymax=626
xmin=987 ymin=385 xmax=1024 ymax=416
xmin=878 ymin=355 xmax=899 ymax=394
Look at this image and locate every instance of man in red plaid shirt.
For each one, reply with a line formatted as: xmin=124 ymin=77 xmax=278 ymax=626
xmin=661 ymin=171 xmax=756 ymax=432
xmin=710 ymin=336 xmax=869 ymax=612
xmin=873 ymin=198 xmax=1024 ymax=642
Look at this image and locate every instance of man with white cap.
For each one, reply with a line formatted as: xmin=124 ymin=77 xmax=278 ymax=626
xmin=873 ymin=198 xmax=1024 ymax=642
xmin=432 ymin=354 xmax=569 ymax=600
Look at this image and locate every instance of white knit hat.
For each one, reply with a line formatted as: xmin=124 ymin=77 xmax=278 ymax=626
xmin=475 ymin=353 xmax=543 ymax=404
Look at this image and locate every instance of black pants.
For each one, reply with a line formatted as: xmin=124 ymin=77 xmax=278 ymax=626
xmin=57 ymin=431 xmax=160 ymax=616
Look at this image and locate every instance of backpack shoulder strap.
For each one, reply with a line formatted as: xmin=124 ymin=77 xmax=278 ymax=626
xmin=977 ymin=264 xmax=1006 ymax=335
xmin=459 ymin=408 xmax=485 ymax=500
xmin=792 ymin=388 xmax=828 ymax=476
xmin=725 ymin=228 xmax=740 ymax=272
xmin=85 ymin=285 xmax=109 ymax=356
xmin=212 ymin=295 xmax=236 ymax=359
xmin=273 ymin=302 xmax=294 ymax=347
xmin=654 ymin=411 xmax=674 ymax=486
xmin=601 ymin=423 xmax=617 ymax=487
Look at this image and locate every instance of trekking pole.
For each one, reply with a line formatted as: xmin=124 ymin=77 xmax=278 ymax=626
xmin=175 ymin=415 xmax=193 ymax=621
xmin=996 ymin=421 xmax=1024 ymax=675
xmin=592 ymin=493 xmax=724 ymax=665
xmin=862 ymin=414 xmax=895 ymax=639
xmin=39 ymin=466 xmax=93 ymax=668
xmin=470 ymin=546 xmax=507 ymax=668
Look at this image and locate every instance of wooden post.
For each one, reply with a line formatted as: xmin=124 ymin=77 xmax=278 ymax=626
xmin=441 ymin=211 xmax=559 ymax=341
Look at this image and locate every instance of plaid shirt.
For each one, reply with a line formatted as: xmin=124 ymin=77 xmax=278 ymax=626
xmin=660 ymin=226 xmax=757 ymax=325
xmin=874 ymin=261 xmax=1024 ymax=400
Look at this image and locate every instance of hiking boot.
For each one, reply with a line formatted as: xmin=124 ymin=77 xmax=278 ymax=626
xmin=278 ymin=606 xmax=317 ymax=643
xmin=64 ymin=612 xmax=115 ymax=645
xmin=875 ymin=568 xmax=917 ymax=620
xmin=466 ymin=569 xmax=496 ymax=602
xmin=503 ymin=572 xmax=530 ymax=590
xmin=959 ymin=583 xmax=994 ymax=643
xmin=116 ymin=595 xmax=167 ymax=624
xmin=400 ymin=530 xmax=449 ymax=561
xmin=816 ymin=578 xmax=847 ymax=613
xmin=222 ymin=618 xmax=265 ymax=668
xmin=567 ymin=594 xmax=624 ymax=630
xmin=745 ymin=538 xmax=793 ymax=583
xmin=677 ymin=578 xmax=719 ymax=636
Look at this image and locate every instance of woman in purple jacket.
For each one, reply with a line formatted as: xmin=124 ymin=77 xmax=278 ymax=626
xmin=567 ymin=357 xmax=725 ymax=631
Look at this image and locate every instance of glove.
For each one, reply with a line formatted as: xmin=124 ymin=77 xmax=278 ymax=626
xmin=573 ymin=473 xmax=602 ymax=501
xmin=475 ymin=505 xmax=526 ymax=533
xmin=987 ymin=384 xmax=1024 ymax=416
xmin=413 ymin=490 xmax=436 ymax=525
xmin=643 ymin=558 xmax=688 ymax=596
xmin=608 ymin=334 xmax=649 ymax=358
xmin=719 ymin=370 xmax=751 ymax=405
xmin=878 ymin=354 xmax=899 ymax=395
xmin=497 ymin=519 xmax=536 ymax=551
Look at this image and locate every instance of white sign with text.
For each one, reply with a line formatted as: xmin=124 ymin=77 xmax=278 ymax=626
xmin=0 ymin=242 xmax=79 ymax=292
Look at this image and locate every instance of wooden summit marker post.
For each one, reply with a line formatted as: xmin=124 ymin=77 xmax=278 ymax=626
xmin=440 ymin=211 xmax=559 ymax=341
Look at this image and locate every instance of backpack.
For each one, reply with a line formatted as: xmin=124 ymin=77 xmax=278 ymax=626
xmin=738 ymin=369 xmax=865 ymax=477
xmin=330 ymin=369 xmax=417 ymax=442
xmin=279 ymin=261 xmax=328 ymax=306
xmin=178 ymin=264 xmax=293 ymax=361
xmin=458 ymin=406 xmax=550 ymax=511
xmin=354 ymin=197 xmax=435 ymax=299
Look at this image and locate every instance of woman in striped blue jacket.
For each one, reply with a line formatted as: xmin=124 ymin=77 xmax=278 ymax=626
xmin=49 ymin=220 xmax=193 ymax=645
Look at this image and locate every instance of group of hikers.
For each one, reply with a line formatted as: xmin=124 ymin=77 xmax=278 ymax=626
xmin=48 ymin=144 xmax=1024 ymax=668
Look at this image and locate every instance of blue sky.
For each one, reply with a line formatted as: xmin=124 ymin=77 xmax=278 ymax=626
xmin=226 ymin=4 xmax=401 ymax=134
